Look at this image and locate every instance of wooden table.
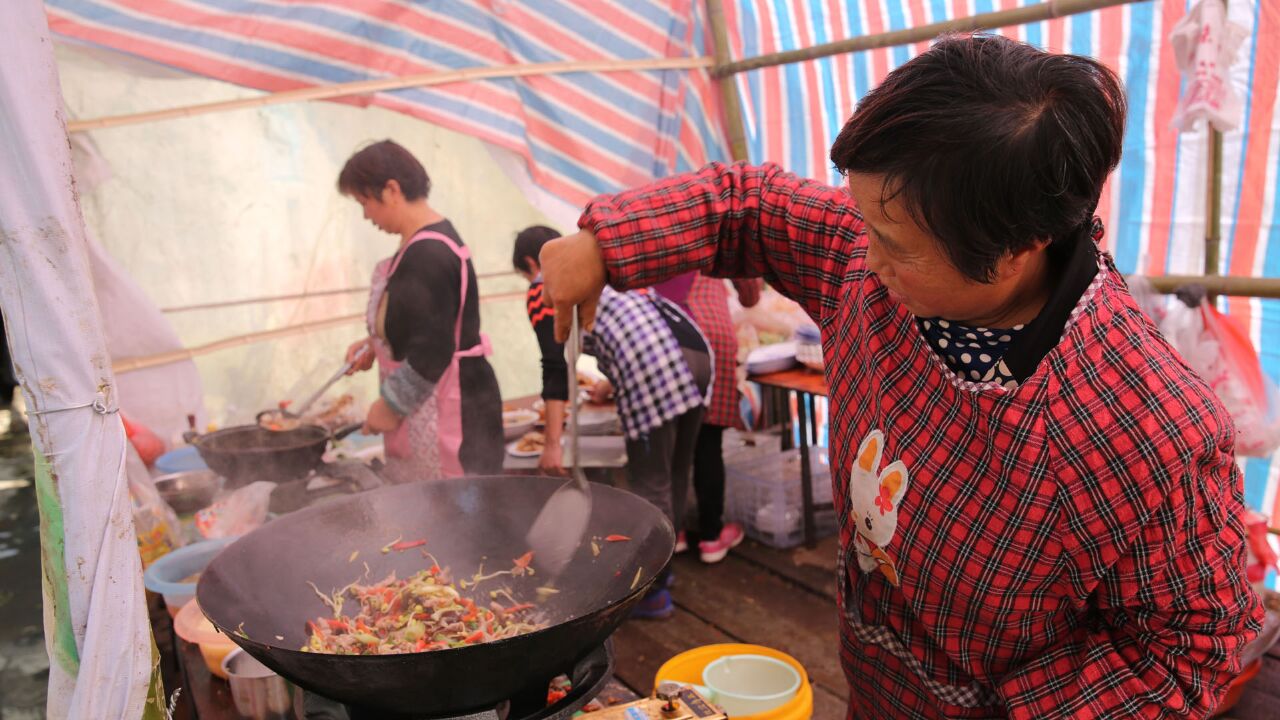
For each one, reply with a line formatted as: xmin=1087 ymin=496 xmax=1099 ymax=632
xmin=747 ymin=367 xmax=831 ymax=548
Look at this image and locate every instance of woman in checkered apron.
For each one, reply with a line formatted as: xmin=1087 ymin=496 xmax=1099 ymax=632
xmin=536 ymin=35 xmax=1263 ymax=720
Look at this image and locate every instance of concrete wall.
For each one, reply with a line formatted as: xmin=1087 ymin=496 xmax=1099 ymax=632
xmin=55 ymin=41 xmax=563 ymax=425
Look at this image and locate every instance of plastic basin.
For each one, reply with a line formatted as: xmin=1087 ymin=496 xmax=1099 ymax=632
xmin=143 ymin=537 xmax=235 ymax=616
xmin=174 ymin=599 xmax=238 ymax=680
xmin=155 ymin=445 xmax=209 ymax=474
xmin=656 ymin=643 xmax=813 ymax=720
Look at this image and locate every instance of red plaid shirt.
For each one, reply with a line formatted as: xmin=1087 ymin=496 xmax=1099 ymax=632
xmin=580 ymin=163 xmax=1262 ymax=719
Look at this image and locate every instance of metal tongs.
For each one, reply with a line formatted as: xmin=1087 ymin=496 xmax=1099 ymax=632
xmin=256 ymin=347 xmax=368 ymax=427
xmin=525 ymin=308 xmax=593 ymax=581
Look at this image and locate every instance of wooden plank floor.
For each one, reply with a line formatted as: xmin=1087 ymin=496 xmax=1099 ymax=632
xmin=610 ymin=538 xmax=1280 ymax=720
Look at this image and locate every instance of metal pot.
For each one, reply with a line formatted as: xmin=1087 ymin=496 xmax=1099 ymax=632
xmin=154 ymin=469 xmax=224 ymax=515
xmin=221 ymin=648 xmax=300 ymax=719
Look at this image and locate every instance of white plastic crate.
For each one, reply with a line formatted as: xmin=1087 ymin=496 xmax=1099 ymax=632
xmin=725 ymin=446 xmax=837 ymax=548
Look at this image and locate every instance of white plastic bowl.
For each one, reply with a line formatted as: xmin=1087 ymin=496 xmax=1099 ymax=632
xmin=702 ymin=653 xmax=802 ymax=716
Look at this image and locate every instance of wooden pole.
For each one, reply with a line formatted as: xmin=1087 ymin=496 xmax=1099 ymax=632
xmin=69 ymin=56 xmax=713 ymax=134
xmin=1143 ymin=274 xmax=1280 ymax=299
xmin=1204 ymin=125 xmax=1224 ymax=300
xmin=159 ymin=271 xmax=518 ymax=314
xmin=116 ymin=289 xmax=529 ymax=373
xmin=712 ymin=0 xmax=1147 ymax=77
xmin=705 ymin=0 xmax=751 ymax=161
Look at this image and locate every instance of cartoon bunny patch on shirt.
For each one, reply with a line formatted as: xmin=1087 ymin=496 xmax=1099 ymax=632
xmin=849 ymin=429 xmax=910 ymax=587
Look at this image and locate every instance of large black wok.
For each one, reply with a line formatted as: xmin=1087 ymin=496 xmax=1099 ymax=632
xmin=197 ymin=476 xmax=674 ymax=715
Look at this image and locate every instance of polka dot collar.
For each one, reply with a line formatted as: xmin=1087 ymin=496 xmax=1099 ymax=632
xmin=918 ymin=317 xmax=1027 ymax=388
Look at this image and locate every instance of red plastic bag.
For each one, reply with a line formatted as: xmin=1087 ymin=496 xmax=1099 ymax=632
xmin=121 ymin=413 xmax=166 ymax=468
xmin=1197 ymin=305 xmax=1280 ymax=457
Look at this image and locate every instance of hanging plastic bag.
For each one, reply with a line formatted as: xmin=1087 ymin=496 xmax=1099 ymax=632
xmin=125 ymin=443 xmax=185 ymax=568
xmin=121 ymin=413 xmax=166 ymax=468
xmin=1197 ymin=303 xmax=1280 ymax=457
xmin=195 ymin=480 xmax=276 ymax=538
xmin=1129 ymin=278 xmax=1280 ymax=457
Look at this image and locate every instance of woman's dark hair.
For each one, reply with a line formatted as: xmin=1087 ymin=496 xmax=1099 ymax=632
xmin=829 ymin=33 xmax=1126 ymax=282
xmin=512 ymin=225 xmax=562 ymax=273
xmin=337 ymin=140 xmax=431 ymax=201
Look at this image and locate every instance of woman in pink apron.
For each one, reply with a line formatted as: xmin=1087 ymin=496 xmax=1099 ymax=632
xmin=339 ymin=141 xmax=503 ymax=481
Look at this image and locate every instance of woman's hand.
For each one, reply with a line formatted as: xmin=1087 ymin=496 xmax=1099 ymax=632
xmin=345 ymin=338 xmax=375 ymax=374
xmin=538 ymin=442 xmax=565 ymax=475
xmin=539 ymin=230 xmax=607 ymax=343
xmin=590 ymin=379 xmax=614 ymax=404
xmin=362 ymin=398 xmax=403 ymax=435
xmin=734 ymin=278 xmax=764 ymax=308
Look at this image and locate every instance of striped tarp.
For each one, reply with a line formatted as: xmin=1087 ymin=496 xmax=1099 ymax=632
xmin=722 ymin=0 xmax=1280 ymax=546
xmin=45 ymin=0 xmax=728 ymax=206
xmin=45 ymin=2 xmax=1280 ymax=540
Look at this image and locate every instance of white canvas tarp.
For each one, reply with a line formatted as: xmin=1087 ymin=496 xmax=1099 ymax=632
xmin=0 ymin=2 xmax=158 ymax=717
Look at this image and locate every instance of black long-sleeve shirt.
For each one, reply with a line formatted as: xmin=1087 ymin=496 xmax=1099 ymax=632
xmin=380 ymin=220 xmax=502 ymax=475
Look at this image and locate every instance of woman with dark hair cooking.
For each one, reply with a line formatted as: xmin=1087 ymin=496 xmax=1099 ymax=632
xmin=339 ymin=140 xmax=502 ymax=482
xmin=537 ymin=35 xmax=1261 ymax=719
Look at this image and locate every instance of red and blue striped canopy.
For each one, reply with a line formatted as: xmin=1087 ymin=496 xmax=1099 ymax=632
xmin=45 ymin=0 xmax=1280 ymax=532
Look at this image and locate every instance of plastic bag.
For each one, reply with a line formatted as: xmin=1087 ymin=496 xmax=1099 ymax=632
xmin=1128 ymin=277 xmax=1280 ymax=457
xmin=125 ymin=443 xmax=184 ymax=568
xmin=195 ymin=480 xmax=276 ymax=539
xmin=121 ymin=413 xmax=166 ymax=468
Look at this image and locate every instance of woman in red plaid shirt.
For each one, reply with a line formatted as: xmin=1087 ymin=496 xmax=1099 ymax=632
xmin=539 ymin=34 xmax=1262 ymax=719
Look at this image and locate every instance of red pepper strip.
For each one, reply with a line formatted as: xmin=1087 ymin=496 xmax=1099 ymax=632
xmin=390 ymin=539 xmax=427 ymax=552
xmin=356 ymin=619 xmax=371 ymax=633
xmin=414 ymin=638 xmax=427 ymax=652
xmin=464 ymin=630 xmax=485 ymax=644
xmin=505 ymin=603 xmax=535 ymax=613
xmin=413 ymin=612 xmax=430 ymax=621
xmin=462 ymin=608 xmax=478 ymax=623
xmin=429 ymin=565 xmax=441 ymax=575
xmin=604 ymin=534 xmax=631 ymax=542
xmin=513 ymin=551 xmax=534 ymax=569
xmin=323 ymin=618 xmax=348 ymax=632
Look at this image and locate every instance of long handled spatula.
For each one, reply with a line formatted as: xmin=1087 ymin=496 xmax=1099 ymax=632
xmin=524 ymin=308 xmax=592 ymax=581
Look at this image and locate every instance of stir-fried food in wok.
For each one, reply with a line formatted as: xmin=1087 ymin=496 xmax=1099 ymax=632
xmin=303 ymin=553 xmax=545 ymax=655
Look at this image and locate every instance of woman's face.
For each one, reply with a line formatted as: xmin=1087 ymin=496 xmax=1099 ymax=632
xmin=846 ymin=173 xmax=1041 ymax=326
xmin=354 ymin=192 xmax=395 ymax=234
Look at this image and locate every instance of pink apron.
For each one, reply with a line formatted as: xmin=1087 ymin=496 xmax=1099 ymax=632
xmin=370 ymin=229 xmax=491 ymax=480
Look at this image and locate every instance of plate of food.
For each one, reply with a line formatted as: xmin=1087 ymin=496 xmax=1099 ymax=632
xmin=502 ymin=408 xmax=540 ymax=441
xmin=506 ymin=431 xmax=546 ymax=458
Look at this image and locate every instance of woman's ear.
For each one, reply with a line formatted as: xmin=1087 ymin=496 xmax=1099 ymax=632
xmin=382 ymin=178 xmax=403 ymax=203
xmin=1000 ymin=237 xmax=1052 ymax=279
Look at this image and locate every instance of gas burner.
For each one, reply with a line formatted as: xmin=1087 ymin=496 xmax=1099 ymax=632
xmin=302 ymin=642 xmax=613 ymax=720
xmin=268 ymin=460 xmax=384 ymax=515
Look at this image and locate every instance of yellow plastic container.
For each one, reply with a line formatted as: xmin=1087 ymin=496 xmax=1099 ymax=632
xmin=654 ymin=644 xmax=814 ymax=720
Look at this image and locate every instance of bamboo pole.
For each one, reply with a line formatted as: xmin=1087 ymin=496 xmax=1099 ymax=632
xmin=705 ymin=0 xmax=751 ymax=162
xmin=1143 ymin=274 xmax=1280 ymax=299
xmin=161 ymin=286 xmax=369 ymax=314
xmin=112 ymin=312 xmax=364 ymax=373
xmin=69 ymin=57 xmax=714 ymax=134
xmin=712 ymin=0 xmax=1147 ymax=77
xmin=159 ymin=271 xmax=519 ymax=314
xmin=116 ymin=288 xmax=530 ymax=373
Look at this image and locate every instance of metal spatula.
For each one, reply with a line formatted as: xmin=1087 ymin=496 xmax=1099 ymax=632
xmin=525 ymin=308 xmax=592 ymax=581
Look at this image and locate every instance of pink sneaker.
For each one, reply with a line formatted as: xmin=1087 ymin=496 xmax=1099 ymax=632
xmin=674 ymin=531 xmax=689 ymax=554
xmin=698 ymin=523 xmax=744 ymax=564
